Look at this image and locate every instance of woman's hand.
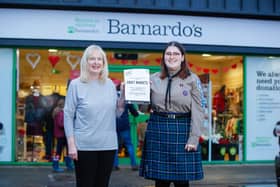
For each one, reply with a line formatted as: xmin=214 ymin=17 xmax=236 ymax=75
xmin=67 ymin=136 xmax=78 ymax=160
xmin=185 ymin=144 xmax=197 ymax=152
xmin=120 ymin=82 xmax=125 ymax=99
xmin=68 ymin=144 xmax=78 ymax=160
xmin=116 ymin=82 xmax=125 ymax=116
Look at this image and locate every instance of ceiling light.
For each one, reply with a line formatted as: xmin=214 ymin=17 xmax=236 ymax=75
xmin=268 ymin=56 xmax=276 ymax=59
xmin=202 ymin=53 xmax=211 ymax=57
xmin=48 ymin=49 xmax=58 ymax=53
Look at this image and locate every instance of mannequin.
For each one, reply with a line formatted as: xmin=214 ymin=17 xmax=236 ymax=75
xmin=25 ymin=88 xmax=45 ymax=135
xmin=24 ymin=88 xmax=45 ymax=161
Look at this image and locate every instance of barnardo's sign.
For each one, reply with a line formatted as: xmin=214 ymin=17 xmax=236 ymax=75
xmin=106 ymin=19 xmax=202 ymax=38
xmin=0 ymin=8 xmax=279 ymax=48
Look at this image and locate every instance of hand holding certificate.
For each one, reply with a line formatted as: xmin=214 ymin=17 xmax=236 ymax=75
xmin=124 ymin=69 xmax=150 ymax=104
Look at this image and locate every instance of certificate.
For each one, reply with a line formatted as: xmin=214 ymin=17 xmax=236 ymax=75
xmin=124 ymin=69 xmax=150 ymax=104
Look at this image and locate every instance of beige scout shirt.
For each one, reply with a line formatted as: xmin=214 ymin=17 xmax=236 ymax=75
xmin=150 ymin=72 xmax=205 ymax=147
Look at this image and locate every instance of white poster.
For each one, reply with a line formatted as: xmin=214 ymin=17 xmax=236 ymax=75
xmin=0 ymin=49 xmax=13 ymax=161
xmin=124 ymin=69 xmax=150 ymax=104
xmin=246 ymin=56 xmax=280 ymax=161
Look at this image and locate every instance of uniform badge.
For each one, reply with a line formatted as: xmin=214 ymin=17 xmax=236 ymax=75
xmin=182 ymin=90 xmax=188 ymax=96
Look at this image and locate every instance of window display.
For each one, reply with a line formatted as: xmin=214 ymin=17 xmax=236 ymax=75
xmin=211 ymin=88 xmax=243 ymax=160
xmin=16 ymin=49 xmax=79 ymax=162
xmin=193 ymin=55 xmax=244 ymax=161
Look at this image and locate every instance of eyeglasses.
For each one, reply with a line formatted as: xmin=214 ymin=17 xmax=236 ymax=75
xmin=165 ymin=52 xmax=181 ymax=57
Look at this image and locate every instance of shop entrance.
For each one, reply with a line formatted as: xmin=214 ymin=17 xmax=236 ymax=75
xmin=15 ymin=48 xmax=243 ymax=163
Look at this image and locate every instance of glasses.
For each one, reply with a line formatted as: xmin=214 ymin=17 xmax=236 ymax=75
xmin=165 ymin=52 xmax=181 ymax=57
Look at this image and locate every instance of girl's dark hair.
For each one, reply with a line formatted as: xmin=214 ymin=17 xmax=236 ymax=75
xmin=160 ymin=41 xmax=190 ymax=79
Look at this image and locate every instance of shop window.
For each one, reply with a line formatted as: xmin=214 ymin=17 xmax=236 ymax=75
xmin=16 ymin=48 xmax=82 ymax=162
xmin=195 ymin=55 xmax=244 ymax=161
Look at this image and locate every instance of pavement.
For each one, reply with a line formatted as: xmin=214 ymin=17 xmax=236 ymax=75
xmin=0 ymin=164 xmax=277 ymax=187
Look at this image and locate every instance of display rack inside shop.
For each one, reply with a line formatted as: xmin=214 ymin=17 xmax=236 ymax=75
xmin=211 ymin=112 xmax=243 ymax=161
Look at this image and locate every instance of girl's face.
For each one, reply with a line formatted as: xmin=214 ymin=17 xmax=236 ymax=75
xmin=87 ymin=50 xmax=104 ymax=75
xmin=164 ymin=46 xmax=184 ymax=71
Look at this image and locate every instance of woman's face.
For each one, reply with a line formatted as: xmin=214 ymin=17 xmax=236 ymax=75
xmin=164 ymin=46 xmax=184 ymax=71
xmin=87 ymin=50 xmax=104 ymax=75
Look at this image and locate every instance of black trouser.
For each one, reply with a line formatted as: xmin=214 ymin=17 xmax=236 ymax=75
xmin=74 ymin=150 xmax=115 ymax=187
xmin=155 ymin=180 xmax=189 ymax=187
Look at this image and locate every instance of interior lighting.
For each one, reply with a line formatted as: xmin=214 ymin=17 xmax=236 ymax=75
xmin=268 ymin=56 xmax=276 ymax=59
xmin=48 ymin=49 xmax=58 ymax=53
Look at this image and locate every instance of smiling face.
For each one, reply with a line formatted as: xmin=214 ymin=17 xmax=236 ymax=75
xmin=87 ymin=50 xmax=104 ymax=76
xmin=164 ymin=46 xmax=184 ymax=71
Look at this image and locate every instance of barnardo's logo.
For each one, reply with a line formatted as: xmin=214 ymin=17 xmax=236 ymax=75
xmin=68 ymin=17 xmax=100 ymax=33
xmin=107 ymin=19 xmax=202 ymax=38
xmin=251 ymin=137 xmax=272 ymax=148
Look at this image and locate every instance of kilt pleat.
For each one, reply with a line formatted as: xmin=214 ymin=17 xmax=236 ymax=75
xmin=139 ymin=113 xmax=204 ymax=181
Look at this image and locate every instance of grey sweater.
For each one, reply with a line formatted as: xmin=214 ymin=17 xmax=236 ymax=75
xmin=64 ymin=78 xmax=118 ymax=151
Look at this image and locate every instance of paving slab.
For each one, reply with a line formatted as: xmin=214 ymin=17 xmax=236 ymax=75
xmin=0 ymin=164 xmax=277 ymax=187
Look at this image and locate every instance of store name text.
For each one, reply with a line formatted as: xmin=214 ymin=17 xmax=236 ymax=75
xmin=107 ymin=19 xmax=202 ymax=38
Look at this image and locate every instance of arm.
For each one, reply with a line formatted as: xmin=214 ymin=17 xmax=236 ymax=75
xmin=64 ymin=81 xmax=78 ymax=160
xmin=186 ymin=74 xmax=206 ymax=150
xmin=67 ymin=136 xmax=78 ymax=160
xmin=116 ymin=83 xmax=125 ymax=117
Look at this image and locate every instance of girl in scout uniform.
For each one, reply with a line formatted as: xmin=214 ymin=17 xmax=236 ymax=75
xmin=139 ymin=41 xmax=205 ymax=187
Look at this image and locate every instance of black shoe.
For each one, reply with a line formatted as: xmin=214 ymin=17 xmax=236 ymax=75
xmin=131 ymin=165 xmax=139 ymax=171
xmin=113 ymin=166 xmax=120 ymax=171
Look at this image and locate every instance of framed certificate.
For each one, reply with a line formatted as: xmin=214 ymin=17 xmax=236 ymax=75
xmin=124 ymin=69 xmax=150 ymax=104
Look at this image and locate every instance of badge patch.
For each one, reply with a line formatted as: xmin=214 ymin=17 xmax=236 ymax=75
xmin=182 ymin=90 xmax=188 ymax=96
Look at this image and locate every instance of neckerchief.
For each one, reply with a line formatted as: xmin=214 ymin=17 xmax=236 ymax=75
xmin=164 ymin=69 xmax=182 ymax=110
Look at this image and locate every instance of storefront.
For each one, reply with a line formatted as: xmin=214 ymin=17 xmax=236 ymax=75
xmin=0 ymin=8 xmax=279 ymax=165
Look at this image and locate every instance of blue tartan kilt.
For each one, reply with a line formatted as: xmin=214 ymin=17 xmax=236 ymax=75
xmin=139 ymin=113 xmax=204 ymax=182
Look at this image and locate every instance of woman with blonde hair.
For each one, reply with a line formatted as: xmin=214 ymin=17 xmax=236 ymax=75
xmin=64 ymin=44 xmax=124 ymax=187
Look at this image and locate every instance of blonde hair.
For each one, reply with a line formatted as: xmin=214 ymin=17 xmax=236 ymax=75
xmin=80 ymin=44 xmax=109 ymax=83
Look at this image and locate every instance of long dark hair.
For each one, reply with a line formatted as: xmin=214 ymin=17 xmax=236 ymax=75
xmin=159 ymin=41 xmax=191 ymax=79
